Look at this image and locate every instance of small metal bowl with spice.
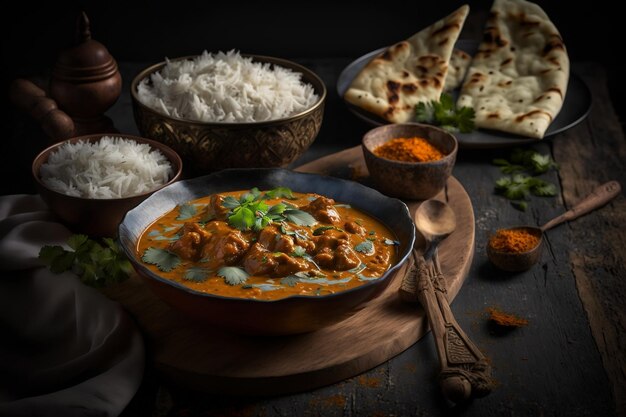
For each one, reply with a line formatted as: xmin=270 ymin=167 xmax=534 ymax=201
xmin=362 ymin=123 xmax=458 ymax=200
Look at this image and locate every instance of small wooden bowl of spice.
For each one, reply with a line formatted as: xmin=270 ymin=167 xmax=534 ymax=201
xmin=362 ymin=123 xmax=457 ymax=200
xmin=487 ymin=226 xmax=542 ymax=272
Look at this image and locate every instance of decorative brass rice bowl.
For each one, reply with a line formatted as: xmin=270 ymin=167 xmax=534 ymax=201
xmin=118 ymin=168 xmax=415 ymax=335
xmin=130 ymin=55 xmax=326 ymax=173
xmin=32 ymin=134 xmax=183 ymax=238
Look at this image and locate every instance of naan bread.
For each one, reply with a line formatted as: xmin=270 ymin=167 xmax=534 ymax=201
xmin=444 ymin=49 xmax=472 ymax=92
xmin=344 ymin=5 xmax=469 ymax=123
xmin=457 ymin=0 xmax=569 ymax=138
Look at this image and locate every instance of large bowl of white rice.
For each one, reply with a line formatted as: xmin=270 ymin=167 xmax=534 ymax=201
xmin=131 ymin=51 xmax=326 ymax=173
xmin=32 ymin=134 xmax=183 ymax=237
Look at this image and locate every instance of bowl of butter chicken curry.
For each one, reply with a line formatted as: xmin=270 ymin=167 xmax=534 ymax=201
xmin=119 ymin=168 xmax=415 ymax=335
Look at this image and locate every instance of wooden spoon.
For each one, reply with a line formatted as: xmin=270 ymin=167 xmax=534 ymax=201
xmin=487 ymin=181 xmax=622 ymax=272
xmin=401 ymin=200 xmax=493 ymax=403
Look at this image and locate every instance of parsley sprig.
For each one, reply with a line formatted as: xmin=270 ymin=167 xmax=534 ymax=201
xmin=39 ymin=235 xmax=132 ymax=287
xmin=415 ymin=93 xmax=475 ymax=133
xmin=493 ymin=149 xmax=559 ymax=211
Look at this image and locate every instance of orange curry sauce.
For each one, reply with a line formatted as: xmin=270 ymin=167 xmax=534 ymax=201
xmin=137 ymin=189 xmax=399 ymax=300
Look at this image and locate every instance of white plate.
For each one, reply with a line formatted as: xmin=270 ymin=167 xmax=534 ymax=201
xmin=337 ymin=40 xmax=592 ymax=148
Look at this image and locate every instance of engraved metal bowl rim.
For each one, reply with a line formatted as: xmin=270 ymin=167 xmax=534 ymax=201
xmin=130 ymin=54 xmax=327 ymax=128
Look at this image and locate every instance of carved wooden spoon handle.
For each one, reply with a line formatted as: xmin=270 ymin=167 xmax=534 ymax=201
xmin=431 ymin=251 xmax=493 ymax=401
xmin=407 ymin=250 xmax=493 ymax=403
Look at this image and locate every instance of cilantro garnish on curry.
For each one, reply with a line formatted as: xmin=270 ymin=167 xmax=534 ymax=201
xmin=137 ymin=187 xmax=399 ymax=300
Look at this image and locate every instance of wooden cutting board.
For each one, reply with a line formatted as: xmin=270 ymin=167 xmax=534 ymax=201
xmin=102 ymin=146 xmax=475 ymax=395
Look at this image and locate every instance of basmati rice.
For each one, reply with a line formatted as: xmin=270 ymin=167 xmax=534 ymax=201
xmin=40 ymin=137 xmax=173 ymax=199
xmin=136 ymin=50 xmax=319 ymax=123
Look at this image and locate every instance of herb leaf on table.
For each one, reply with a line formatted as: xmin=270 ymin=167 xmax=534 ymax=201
xmin=39 ymin=235 xmax=133 ymax=286
xmin=493 ymin=149 xmax=559 ymax=211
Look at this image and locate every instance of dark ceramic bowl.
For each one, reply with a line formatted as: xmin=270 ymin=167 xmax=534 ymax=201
xmin=32 ymin=134 xmax=183 ymax=237
xmin=362 ymin=123 xmax=458 ymax=200
xmin=130 ymin=55 xmax=326 ymax=173
xmin=118 ymin=168 xmax=415 ymax=335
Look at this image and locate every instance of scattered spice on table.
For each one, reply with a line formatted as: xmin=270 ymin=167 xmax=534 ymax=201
xmin=487 ymin=307 xmax=529 ymax=327
xmin=489 ymin=228 xmax=540 ymax=253
xmin=357 ymin=375 xmax=382 ymax=388
xmin=309 ymin=394 xmax=347 ymax=409
xmin=374 ymin=137 xmax=444 ymax=162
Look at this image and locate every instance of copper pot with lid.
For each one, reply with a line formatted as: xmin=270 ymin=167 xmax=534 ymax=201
xmin=49 ymin=11 xmax=121 ymax=133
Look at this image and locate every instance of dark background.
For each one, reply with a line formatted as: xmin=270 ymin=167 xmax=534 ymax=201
xmin=2 ymin=1 xmax=624 ymax=193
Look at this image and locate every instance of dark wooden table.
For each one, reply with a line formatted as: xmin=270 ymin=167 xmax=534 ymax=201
xmin=7 ymin=59 xmax=626 ymax=417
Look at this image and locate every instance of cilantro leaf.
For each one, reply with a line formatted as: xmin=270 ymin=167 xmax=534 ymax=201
xmin=142 ymin=247 xmax=181 ymax=272
xmin=39 ymin=235 xmax=131 ymax=286
xmin=222 ymin=196 xmax=240 ymax=209
xmin=283 ymin=209 xmax=316 ymax=226
xmin=68 ymin=234 xmax=89 ymax=250
xmin=529 ymin=153 xmax=558 ymax=174
xmin=455 ymin=106 xmax=476 ymax=133
xmin=176 ymin=203 xmax=197 ymax=220
xmin=243 ymin=187 xmax=262 ymax=201
xmin=281 ymin=275 xmax=300 ymax=287
xmin=184 ymin=267 xmax=210 ymax=282
xmin=229 ymin=207 xmax=256 ymax=230
xmin=529 ymin=179 xmax=558 ymax=196
xmin=264 ymin=186 xmax=295 ymax=200
xmin=414 ymin=93 xmax=475 ymax=133
xmin=39 ymin=245 xmax=66 ymax=265
xmin=415 ymin=101 xmax=435 ymax=124
xmin=354 ymin=240 xmax=375 ymax=256
xmin=312 ymin=225 xmax=343 ymax=235
xmin=291 ymin=246 xmax=307 ymax=257
xmin=217 ymin=266 xmax=249 ymax=285
xmin=268 ymin=203 xmax=286 ymax=216
xmin=51 ymin=251 xmax=76 ymax=273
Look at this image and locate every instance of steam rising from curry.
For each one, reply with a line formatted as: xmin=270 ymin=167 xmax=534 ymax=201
xmin=137 ymin=187 xmax=399 ymax=300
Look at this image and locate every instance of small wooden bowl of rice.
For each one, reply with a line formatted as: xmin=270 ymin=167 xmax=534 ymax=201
xmin=130 ymin=51 xmax=326 ymax=173
xmin=32 ymin=134 xmax=183 ymax=237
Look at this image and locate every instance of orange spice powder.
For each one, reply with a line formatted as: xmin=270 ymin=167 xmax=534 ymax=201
xmin=489 ymin=228 xmax=539 ymax=253
xmin=374 ymin=137 xmax=445 ymax=162
xmin=487 ymin=307 xmax=529 ymax=327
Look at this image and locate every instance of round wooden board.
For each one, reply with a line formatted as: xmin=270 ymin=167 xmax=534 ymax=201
xmin=102 ymin=146 xmax=475 ymax=396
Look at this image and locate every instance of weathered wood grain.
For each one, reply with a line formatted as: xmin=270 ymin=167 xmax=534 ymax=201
xmin=552 ymin=63 xmax=626 ymax=417
xmin=108 ymin=61 xmax=621 ymax=417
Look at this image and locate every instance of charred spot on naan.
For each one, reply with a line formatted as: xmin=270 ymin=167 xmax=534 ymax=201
xmin=386 ymin=81 xmax=400 ymax=104
xmin=515 ymin=109 xmax=553 ymax=123
xmin=543 ymin=35 xmax=566 ymax=56
xmin=483 ymin=26 xmax=509 ymax=48
xmin=532 ymin=87 xmax=563 ymax=103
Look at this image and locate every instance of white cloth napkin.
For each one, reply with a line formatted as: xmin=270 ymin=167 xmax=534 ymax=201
xmin=0 ymin=195 xmax=145 ymax=417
